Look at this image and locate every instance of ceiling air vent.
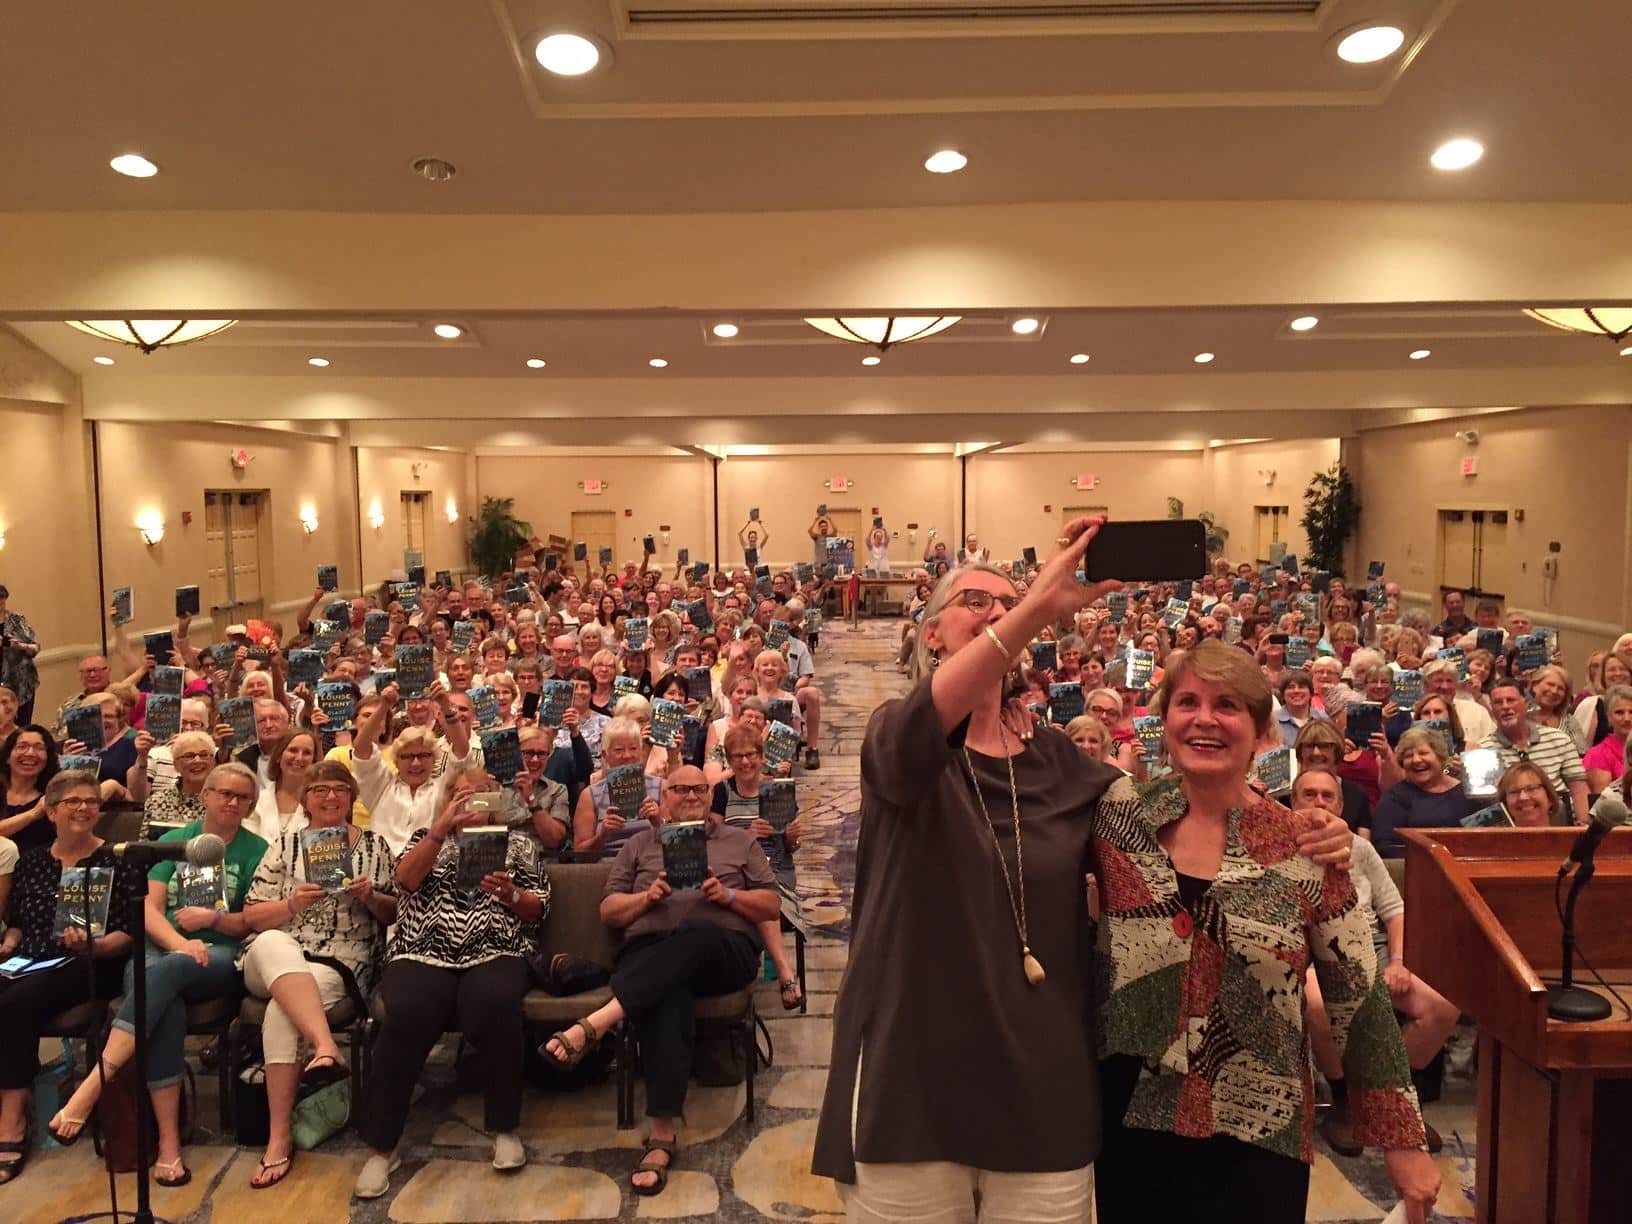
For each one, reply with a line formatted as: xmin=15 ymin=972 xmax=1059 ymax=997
xmin=622 ymin=0 xmax=1321 ymax=31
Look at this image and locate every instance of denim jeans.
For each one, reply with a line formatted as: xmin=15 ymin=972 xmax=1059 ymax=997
xmin=111 ymin=941 xmax=241 ymax=1088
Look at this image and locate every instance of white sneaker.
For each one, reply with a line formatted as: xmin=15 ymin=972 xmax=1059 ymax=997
xmin=492 ymin=1132 xmax=527 ymax=1171
xmin=354 ymin=1152 xmax=400 ymax=1199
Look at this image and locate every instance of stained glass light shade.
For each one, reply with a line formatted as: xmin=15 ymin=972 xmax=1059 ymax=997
xmin=803 ymin=316 xmax=960 ymax=352
xmin=1522 ymin=308 xmax=1632 ymax=344
xmin=66 ymin=319 xmax=237 ymax=354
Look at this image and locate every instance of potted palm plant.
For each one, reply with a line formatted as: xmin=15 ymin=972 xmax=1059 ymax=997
xmin=469 ymin=497 xmax=532 ymax=580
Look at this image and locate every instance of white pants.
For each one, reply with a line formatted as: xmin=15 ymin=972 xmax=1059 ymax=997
xmin=840 ymin=1161 xmax=1094 ymax=1224
xmin=241 ymin=929 xmax=347 ymax=1065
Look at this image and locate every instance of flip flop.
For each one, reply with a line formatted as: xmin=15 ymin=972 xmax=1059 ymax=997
xmin=301 ymin=1053 xmax=349 ymax=1088
xmin=155 ymin=1158 xmax=192 ymax=1188
xmin=47 ymin=1110 xmax=89 ymax=1147
xmin=251 ymin=1152 xmax=294 ymax=1190
xmin=631 ymin=1137 xmax=675 ymax=1197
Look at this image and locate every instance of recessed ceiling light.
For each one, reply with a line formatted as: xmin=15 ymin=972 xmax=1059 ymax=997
xmin=410 ymin=156 xmax=457 ymax=184
xmin=648 ymin=357 xmax=668 ymax=368
xmin=1431 ymin=138 xmax=1484 ymax=171
xmin=433 ymin=323 xmax=463 ymax=339
xmin=525 ymin=357 xmax=547 ymax=369
xmin=1410 ymin=348 xmax=1432 ymax=360
xmin=1193 ymin=352 xmax=1215 ymax=364
xmin=534 ymin=32 xmax=602 ymax=77
xmin=711 ymin=323 xmax=739 ymax=339
xmin=1069 ymin=353 xmax=1090 ymax=365
xmin=1336 ymin=25 xmax=1405 ymax=64
xmin=109 ymin=153 xmax=158 ymax=178
xmin=1289 ymin=315 xmax=1320 ymax=332
xmin=861 ymin=356 xmax=881 ymax=366
xmin=1011 ymin=317 xmax=1041 ymax=336
xmin=307 ymin=357 xmax=330 ymax=368
xmin=924 ymin=149 xmax=968 ymax=175
xmin=93 ymin=355 xmax=115 ymax=366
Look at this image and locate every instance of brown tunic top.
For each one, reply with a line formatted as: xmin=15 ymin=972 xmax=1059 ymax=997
xmin=812 ymin=678 xmax=1121 ymax=1183
xmin=605 ymin=820 xmax=776 ymax=943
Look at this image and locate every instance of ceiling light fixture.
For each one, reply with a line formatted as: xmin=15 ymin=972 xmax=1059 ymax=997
xmin=534 ymin=32 xmax=603 ymax=77
xmin=1335 ymin=25 xmax=1405 ymax=64
xmin=93 ymin=355 xmax=115 ymax=366
xmin=1010 ymin=317 xmax=1041 ymax=336
xmin=307 ymin=357 xmax=330 ymax=368
xmin=1289 ymin=315 xmax=1320 ymax=332
xmin=649 ymin=357 xmax=669 ymax=368
xmin=432 ymin=323 xmax=463 ymax=339
xmin=1430 ymin=138 xmax=1484 ymax=171
xmin=109 ymin=153 xmax=159 ymax=178
xmin=65 ymin=319 xmax=236 ymax=354
xmin=1410 ymin=348 xmax=1432 ymax=360
xmin=804 ymin=316 xmax=960 ymax=353
xmin=711 ymin=323 xmax=740 ymax=338
xmin=924 ymin=149 xmax=968 ymax=174
xmin=1193 ymin=352 xmax=1215 ymax=364
xmin=410 ymin=156 xmax=457 ymax=184
xmin=1522 ymin=307 xmax=1632 ymax=346
xmin=1621 ymin=345 xmax=1632 ymax=358
xmin=861 ymin=356 xmax=882 ymax=367
xmin=1069 ymin=353 xmax=1090 ymax=365
xmin=525 ymin=357 xmax=547 ymax=369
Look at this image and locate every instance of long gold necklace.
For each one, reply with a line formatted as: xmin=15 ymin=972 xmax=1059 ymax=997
xmin=962 ymin=720 xmax=1045 ymax=987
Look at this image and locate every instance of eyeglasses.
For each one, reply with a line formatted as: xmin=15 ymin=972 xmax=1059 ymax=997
xmin=305 ymin=784 xmax=353 ymax=798
xmin=520 ymin=749 xmax=553 ymax=760
xmin=56 ymin=797 xmax=98 ymax=810
xmin=175 ymin=751 xmax=215 ymax=763
xmin=727 ymin=750 xmax=764 ymax=762
xmin=1088 ymin=705 xmax=1121 ymax=718
xmin=667 ymin=784 xmax=710 ymax=797
xmin=207 ymin=787 xmax=255 ymax=804
xmin=396 ymin=751 xmax=435 ymax=763
xmin=1507 ymin=783 xmax=1549 ymax=799
xmin=948 ymin=589 xmax=1019 ymax=615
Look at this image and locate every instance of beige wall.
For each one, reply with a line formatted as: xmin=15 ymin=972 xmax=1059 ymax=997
xmin=355 ymin=447 xmax=473 ymax=588
xmin=966 ymin=449 xmax=1206 ymax=564
xmin=475 ymin=454 xmax=712 ymax=572
xmin=1352 ymin=404 xmax=1631 ymax=668
xmin=1206 ymin=437 xmax=1343 ymax=565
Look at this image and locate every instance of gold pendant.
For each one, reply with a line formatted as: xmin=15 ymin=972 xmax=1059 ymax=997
xmin=1022 ymin=947 xmax=1046 ymax=987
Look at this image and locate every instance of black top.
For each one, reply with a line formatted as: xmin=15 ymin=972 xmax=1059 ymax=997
xmin=9 ymin=843 xmax=145 ymax=993
xmin=3 ymin=795 xmax=51 ymax=854
xmin=1175 ymin=869 xmax=1213 ymax=911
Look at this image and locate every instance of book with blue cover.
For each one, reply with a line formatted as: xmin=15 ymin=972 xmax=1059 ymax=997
xmin=435 ymin=570 xmax=452 ymax=589
xmin=480 ymin=727 xmax=523 ymax=783
xmin=682 ymin=714 xmax=708 ymax=766
xmin=540 ymin=679 xmax=573 ymax=727
xmin=455 ymin=826 xmax=509 ymax=894
xmin=1538 ymin=625 xmax=1560 ymax=657
xmin=59 ymin=754 xmax=102 ymax=774
xmin=289 ymin=649 xmax=324 ymax=686
xmin=394 ymin=643 xmax=434 ymax=698
xmin=1126 ymin=649 xmax=1154 ymax=691
xmin=755 ymin=573 xmax=773 ymax=598
xmin=1106 ymin=591 xmax=1128 ymax=624
xmin=143 ymin=631 xmax=176 ymax=667
xmin=174 ymin=585 xmax=200 ymax=617
xmin=65 ymin=705 xmax=106 ymax=754
xmin=613 ymin=675 xmax=639 ymax=698
xmin=322 ymin=599 xmax=350 ymax=624
xmin=317 ymin=564 xmax=339 ymax=591
xmin=692 ymin=560 xmax=710 ymax=584
xmin=1295 ymin=594 xmax=1319 ymax=623
xmin=1345 ymin=701 xmax=1384 ymax=746
xmin=111 ymin=587 xmax=133 ymax=627
xmin=1160 ymin=598 xmax=1188 ymax=629
xmin=1461 ymin=802 xmax=1514 ymax=829
xmin=219 ymin=697 xmax=257 ymax=743
xmin=1133 ymin=714 xmax=1165 ymax=759
xmin=573 ymin=542 xmax=588 ymax=562
xmin=1252 ymin=747 xmax=1293 ymax=796
xmin=1232 ymin=578 xmax=1251 ymax=599
xmin=766 ymin=620 xmax=790 ymax=649
xmin=153 ymin=665 xmax=185 ymax=696
xmin=146 ymin=694 xmax=181 ymax=743
xmin=452 ymin=620 xmax=477 ymax=651
xmin=311 ymin=619 xmax=344 ymax=651
xmin=470 ymin=685 xmax=501 ymax=728
xmin=1285 ymin=637 xmax=1312 ymax=668
xmin=407 ymin=563 xmax=425 ymax=587
xmin=650 ymin=698 xmax=686 ymax=748
xmin=364 ymin=610 xmax=389 ymax=645
xmin=599 ymin=545 xmax=614 ymax=566
xmin=625 ymin=618 xmax=650 ymax=651
xmin=681 ymin=599 xmax=712 ymax=632
xmin=300 ymin=825 xmax=354 ymax=891
xmin=1030 ymin=640 xmax=1057 ymax=672
xmin=794 ymin=562 xmax=814 ymax=585
xmin=764 ymin=720 xmax=801 ymax=769
xmin=1392 ymin=669 xmax=1425 ymax=707
xmin=502 ymin=584 xmax=530 ymax=605
xmin=677 ymin=547 xmax=690 ymax=566
xmin=1476 ymin=628 xmax=1504 ymax=655
xmin=55 ymin=866 xmax=115 ymax=938
xmin=1048 ymin=682 xmax=1085 ymax=726
xmin=1515 ymin=634 xmax=1548 ymax=672
xmin=767 ymin=697 xmax=796 ymax=728
xmin=682 ymin=667 xmax=713 ymax=704
xmin=604 ymin=763 xmax=649 ymax=819
xmin=660 ymin=822 xmax=710 ymax=891
xmin=1435 ymin=647 xmax=1468 ymax=679
xmin=317 ymin=682 xmax=356 ymax=729
xmin=174 ymin=862 xmax=227 ymax=911
xmin=369 ymin=668 xmax=396 ymax=692
xmin=1367 ymin=560 xmax=1385 ymax=580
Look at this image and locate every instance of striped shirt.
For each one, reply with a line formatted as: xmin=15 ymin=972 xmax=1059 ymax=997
xmin=1494 ymin=722 xmax=1585 ymax=797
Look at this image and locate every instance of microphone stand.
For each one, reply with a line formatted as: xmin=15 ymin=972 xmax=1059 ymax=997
xmin=1549 ymin=855 xmax=1614 ymax=1023
xmin=111 ymin=846 xmax=175 ymax=1224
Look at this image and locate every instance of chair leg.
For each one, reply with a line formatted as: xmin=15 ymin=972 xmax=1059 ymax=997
xmin=616 ymin=1025 xmax=634 ymax=1130
xmin=217 ymin=1023 xmax=234 ymax=1138
xmin=743 ymin=1016 xmax=756 ymax=1126
xmin=795 ymin=932 xmax=808 ymax=1016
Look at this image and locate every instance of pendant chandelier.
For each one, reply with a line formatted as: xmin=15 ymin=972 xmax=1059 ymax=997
xmin=803 ymin=315 xmax=960 ymax=352
xmin=66 ymin=319 xmax=237 ymax=354
xmin=1522 ymin=307 xmax=1632 ymax=345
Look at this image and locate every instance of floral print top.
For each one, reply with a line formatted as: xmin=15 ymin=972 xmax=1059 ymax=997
xmin=1094 ymin=773 xmax=1426 ymax=1162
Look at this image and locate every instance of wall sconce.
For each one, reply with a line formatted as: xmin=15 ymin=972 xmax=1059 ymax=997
xmin=0 ymin=524 xmax=7 ymax=551
xmin=299 ymin=505 xmax=319 ymax=535
xmin=410 ymin=462 xmax=427 ymax=481
xmin=367 ymin=499 xmax=385 ymax=530
xmin=136 ymin=509 xmax=166 ymax=546
xmin=444 ymin=497 xmax=459 ymax=524
xmin=1257 ymin=468 xmax=1277 ymax=487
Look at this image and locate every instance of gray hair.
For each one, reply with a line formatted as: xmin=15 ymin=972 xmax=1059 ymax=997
xmin=46 ymin=769 xmax=101 ymax=808
xmin=204 ymin=761 xmax=258 ymax=793
xmin=602 ymin=715 xmax=645 ymax=749
xmin=909 ymin=562 xmax=1020 ymax=681
xmin=170 ymin=730 xmax=216 ymax=760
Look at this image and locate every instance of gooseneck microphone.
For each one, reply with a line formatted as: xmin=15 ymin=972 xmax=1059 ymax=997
xmin=113 ymin=832 xmax=227 ymax=866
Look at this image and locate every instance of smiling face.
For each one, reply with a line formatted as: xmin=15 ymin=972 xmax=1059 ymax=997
xmin=923 ymin=570 xmax=1019 ymax=667
xmin=1490 ymin=684 xmax=1530 ymax=734
xmin=394 ymin=735 xmax=438 ymax=788
xmin=278 ymin=733 xmax=318 ymax=786
xmin=48 ymin=781 xmax=101 ymax=839
xmin=602 ymin=730 xmax=643 ymax=769
xmin=8 ymin=730 xmax=49 ymax=781
xmin=78 ymin=655 xmax=111 ymax=693
xmin=1530 ymin=669 xmax=1568 ymax=714
xmin=1281 ymin=679 xmax=1312 ymax=714
xmin=1290 ymin=770 xmax=1343 ymax=819
xmin=302 ymin=774 xmax=356 ymax=826
xmin=1398 ymin=738 xmax=1444 ymax=785
xmin=1502 ymin=767 xmax=1554 ymax=827
xmin=1163 ymin=672 xmax=1258 ymax=781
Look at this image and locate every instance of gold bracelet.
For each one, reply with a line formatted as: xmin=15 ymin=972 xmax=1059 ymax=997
xmin=983 ymin=624 xmax=1012 ymax=662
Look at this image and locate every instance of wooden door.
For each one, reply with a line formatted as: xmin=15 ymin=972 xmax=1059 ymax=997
xmin=402 ymin=492 xmax=429 ymax=568
xmin=1255 ymin=505 xmax=1289 ymax=564
xmin=571 ymin=510 xmax=617 ymax=570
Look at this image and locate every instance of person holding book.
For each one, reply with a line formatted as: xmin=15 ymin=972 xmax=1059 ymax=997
xmin=49 ymin=655 xmax=112 ymax=742
xmin=0 ymin=771 xmax=145 ymax=1185
xmin=244 ymin=728 xmax=318 ymax=844
xmin=238 ymin=760 xmax=398 ymax=1188
xmin=711 ymin=724 xmax=806 ymax=1009
xmin=513 ymin=725 xmax=571 ymax=854
xmin=1490 ymin=677 xmax=1590 ymax=824
xmin=1367 ymin=727 xmax=1474 ymax=857
xmin=0 ymin=725 xmax=60 ymax=854
xmin=352 ymin=682 xmax=474 ymax=856
xmin=354 ymin=767 xmax=546 ymax=1198
xmin=1496 ymin=760 xmax=1564 ymax=826
xmin=49 ymin=762 xmax=269 ymax=1186
xmin=543 ymin=765 xmax=777 ymax=1196
xmin=739 ymin=515 xmax=770 ymax=568
xmin=573 ymin=717 xmax=663 ymax=859
xmin=139 ymin=729 xmax=216 ymax=836
xmin=704 ymin=676 xmax=761 ymax=784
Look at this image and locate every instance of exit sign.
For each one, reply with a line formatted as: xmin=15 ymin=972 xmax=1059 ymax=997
xmin=1076 ymin=473 xmax=1098 ymax=490
xmin=584 ymin=479 xmax=603 ymax=494
xmin=1460 ymin=456 xmax=1478 ymax=477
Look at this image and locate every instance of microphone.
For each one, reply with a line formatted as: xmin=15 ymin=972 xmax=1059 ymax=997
xmin=1559 ymin=793 xmax=1629 ymax=876
xmin=113 ymin=832 xmax=227 ymax=866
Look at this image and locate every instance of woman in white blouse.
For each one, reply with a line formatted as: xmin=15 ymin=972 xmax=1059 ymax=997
xmin=351 ymin=683 xmax=472 ymax=855
xmin=244 ymin=729 xmax=317 ymax=844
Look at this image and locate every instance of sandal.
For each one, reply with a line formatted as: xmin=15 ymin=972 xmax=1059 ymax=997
xmin=301 ymin=1053 xmax=349 ymax=1088
xmin=0 ymin=1139 xmax=30 ymax=1186
xmin=155 ymin=1158 xmax=192 ymax=1188
xmin=631 ymin=1137 xmax=675 ymax=1197
xmin=779 ymin=978 xmax=804 ymax=1011
xmin=539 ymin=1019 xmax=599 ymax=1070
xmin=251 ymin=1152 xmax=294 ymax=1190
xmin=47 ymin=1110 xmax=89 ymax=1147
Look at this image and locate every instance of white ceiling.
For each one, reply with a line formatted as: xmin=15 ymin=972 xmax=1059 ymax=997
xmin=3 ymin=0 xmax=1631 ymax=214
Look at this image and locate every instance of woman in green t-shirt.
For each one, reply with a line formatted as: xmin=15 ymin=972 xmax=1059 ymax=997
xmin=50 ymin=761 xmax=267 ymax=1188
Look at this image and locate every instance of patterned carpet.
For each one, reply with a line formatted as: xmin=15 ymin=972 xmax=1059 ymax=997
xmin=8 ymin=621 xmax=1477 ymax=1222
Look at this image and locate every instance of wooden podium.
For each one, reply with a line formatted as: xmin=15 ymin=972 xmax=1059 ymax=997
xmin=1402 ymin=828 xmax=1632 ymax=1224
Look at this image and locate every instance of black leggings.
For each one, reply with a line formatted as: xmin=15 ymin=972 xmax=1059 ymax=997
xmin=360 ymin=956 xmax=529 ymax=1149
xmin=0 ymin=961 xmax=103 ymax=1090
xmin=1094 ymin=1056 xmax=1311 ymax=1224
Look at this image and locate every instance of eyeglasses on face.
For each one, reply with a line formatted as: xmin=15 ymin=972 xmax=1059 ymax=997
xmin=396 ymin=751 xmax=436 ymax=763
xmin=520 ymin=748 xmax=553 ymax=760
xmin=667 ymin=783 xmax=710 ymax=797
xmin=174 ymin=751 xmax=216 ymax=763
xmin=56 ymin=796 xmax=98 ymax=810
xmin=1507 ymin=783 xmax=1549 ymax=800
xmin=727 ymin=750 xmax=764 ymax=762
xmin=948 ymin=589 xmax=1019 ymax=615
xmin=207 ymin=787 xmax=256 ymax=804
xmin=305 ymin=783 xmax=353 ymax=798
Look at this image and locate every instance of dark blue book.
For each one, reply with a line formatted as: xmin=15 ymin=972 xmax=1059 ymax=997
xmin=1435 ymin=647 xmax=1467 ymax=679
xmin=625 ymin=618 xmax=650 ymax=650
xmin=55 ymin=866 xmax=115 ymax=938
xmin=660 ymin=822 xmax=710 ymax=891
xmin=480 ymin=727 xmax=523 ymax=783
xmin=682 ymin=667 xmax=713 ymax=704
xmin=650 ymin=698 xmax=685 ymax=748
xmin=691 ymin=561 xmax=710 ymax=584
xmin=1252 ymin=747 xmax=1293 ymax=796
xmin=455 ymin=826 xmax=509 ymax=894
xmin=174 ymin=585 xmax=200 ymax=617
xmin=764 ymin=721 xmax=800 ymax=770
xmin=1392 ymin=669 xmax=1424 ymax=707
xmin=146 ymin=694 xmax=181 ymax=743
xmin=174 ymin=863 xmax=227 ymax=911
xmin=289 ymin=649 xmax=324 ymax=686
xmin=59 ymin=754 xmax=102 ymax=774
xmin=369 ymin=668 xmax=396 ymax=692
xmin=300 ymin=826 xmax=354 ymax=891
xmin=317 ymin=565 xmax=339 ymax=592
xmin=643 ymin=534 xmax=656 ymax=556
xmin=1106 ymin=591 xmax=1128 ymax=624
xmin=143 ymin=631 xmax=176 ymax=666
xmin=1232 ymin=579 xmax=1250 ymax=598
xmin=543 ymin=554 xmax=558 ymax=573
xmin=766 ymin=620 xmax=790 ymax=649
xmin=1476 ymin=628 xmax=1504 ymax=656
xmin=111 ymin=587 xmax=133 ymax=627
xmin=680 ymin=599 xmax=712 ymax=632
xmin=677 ymin=547 xmax=690 ymax=566
xmin=604 ymin=763 xmax=649 ymax=818
xmin=153 ymin=665 xmax=185 ymax=697
xmin=470 ymin=685 xmax=502 ymax=728
xmin=755 ymin=574 xmax=773 ymax=599
xmin=1346 ymin=701 xmax=1384 ymax=746
xmin=598 ymin=546 xmax=614 ymax=566
xmin=219 ymin=697 xmax=256 ymax=743
xmin=1175 ymin=579 xmax=1194 ymax=602
xmin=1284 ymin=553 xmax=1299 ymax=577
xmin=1310 ymin=570 xmax=1331 ymax=595
xmin=1515 ymin=634 xmax=1548 ymax=672
xmin=1030 ymin=640 xmax=1057 ymax=672
xmin=767 ymin=697 xmax=796 ymax=727
xmin=1126 ymin=650 xmax=1154 ymax=690
xmin=573 ymin=542 xmax=588 ymax=562
xmin=1461 ymin=802 xmax=1514 ymax=829
xmin=1023 ymin=546 xmax=1038 ymax=567
xmin=1366 ymin=582 xmax=1386 ymax=608
xmin=1048 ymin=682 xmax=1085 ymax=726
xmin=317 ymin=682 xmax=356 ymax=729
xmin=407 ymin=566 xmax=425 ymax=588
xmin=434 ymin=570 xmax=453 ymax=589
xmin=364 ymin=610 xmax=389 ymax=645
xmin=65 ymin=705 xmax=106 ymax=754
xmin=681 ymin=715 xmax=708 ymax=766
xmin=452 ymin=620 xmax=477 ymax=651
xmin=1367 ymin=560 xmax=1385 ymax=580
xmin=323 ymin=599 xmax=350 ymax=624
xmin=394 ymin=644 xmax=434 ymax=698
xmin=794 ymin=562 xmax=814 ymax=585
xmin=1133 ymin=715 xmax=1164 ymax=759
xmin=540 ymin=679 xmax=573 ymax=727
xmin=613 ymin=675 xmax=639 ymax=698
xmin=503 ymin=584 xmax=530 ymax=606
xmin=1285 ymin=637 xmax=1312 ymax=668
xmin=310 ymin=619 xmax=344 ymax=652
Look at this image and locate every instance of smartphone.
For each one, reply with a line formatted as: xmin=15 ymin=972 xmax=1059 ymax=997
xmin=520 ymin=691 xmax=541 ymax=720
xmin=468 ymin=791 xmax=505 ymax=814
xmin=1084 ymin=520 xmax=1207 ymax=583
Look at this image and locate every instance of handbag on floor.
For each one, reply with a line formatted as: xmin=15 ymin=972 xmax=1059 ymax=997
xmin=291 ymin=1079 xmax=350 ymax=1150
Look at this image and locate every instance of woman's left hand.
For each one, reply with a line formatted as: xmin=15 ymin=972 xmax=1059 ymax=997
xmin=1383 ymin=1148 xmax=1441 ymax=1224
xmin=747 ymin=818 xmax=775 ymax=839
xmin=784 ymin=815 xmax=802 ymax=848
xmin=480 ymin=871 xmax=518 ymax=904
xmin=344 ymin=875 xmax=374 ymax=903
xmin=61 ymin=925 xmax=91 ymax=953
xmin=1295 ymin=806 xmax=1354 ymax=868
